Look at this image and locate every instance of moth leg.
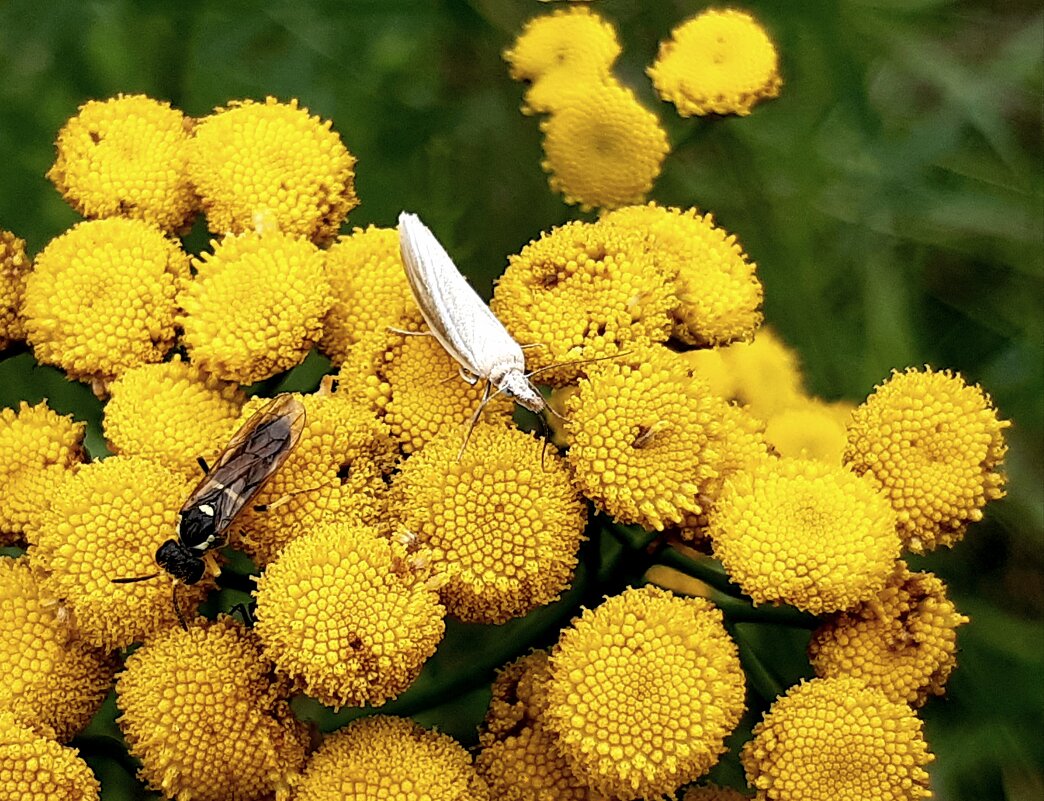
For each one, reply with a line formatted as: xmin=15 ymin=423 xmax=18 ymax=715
xmin=457 ymin=380 xmax=492 ymax=461
xmin=387 ymin=326 xmax=431 ymax=336
xmin=458 ymin=365 xmax=480 ymax=385
xmin=519 ymin=342 xmax=546 ymax=350
xmin=196 ymin=456 xmax=210 ymax=475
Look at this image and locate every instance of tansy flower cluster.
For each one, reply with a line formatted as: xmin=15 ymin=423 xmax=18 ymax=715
xmin=0 ymin=14 xmax=1010 ymax=797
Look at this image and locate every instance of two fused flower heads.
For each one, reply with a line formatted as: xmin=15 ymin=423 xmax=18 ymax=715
xmin=505 ymin=5 xmax=782 ymax=209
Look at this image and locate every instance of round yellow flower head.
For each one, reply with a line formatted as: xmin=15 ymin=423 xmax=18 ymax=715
xmin=117 ymin=617 xmax=308 ymax=801
xmin=0 ymin=557 xmax=116 ymax=742
xmin=522 ymin=68 xmax=616 ymax=116
xmin=477 ymin=651 xmax=600 ymax=801
xmin=503 ymin=7 xmax=621 ymax=82
xmin=809 ymin=562 xmax=969 ymax=707
xmin=546 ymin=587 xmax=745 ymax=798
xmin=0 ymin=401 xmax=84 ymax=545
xmin=231 ymin=390 xmax=399 ymax=567
xmin=604 ymin=203 xmax=763 ymax=346
xmin=188 ymin=97 xmax=358 ymax=243
xmin=47 ymin=94 xmax=196 ymax=233
xmin=393 ymin=422 xmax=587 ymax=623
xmin=540 ymin=83 xmax=670 ymax=210
xmin=648 ymin=9 xmax=782 ymax=117
xmin=254 ymin=522 xmax=446 ymax=709
xmin=709 ymin=457 xmax=901 ymax=614
xmin=564 ymin=348 xmax=732 ymax=530
xmin=24 ymin=218 xmax=189 ymax=382
xmin=0 ymin=230 xmax=30 ymax=349
xmin=290 ymin=715 xmax=491 ymax=801
xmin=29 ymin=455 xmax=209 ymax=649
xmin=104 ymin=356 xmax=246 ymax=477
xmin=339 ymin=322 xmax=514 ymax=454
xmin=764 ymin=398 xmax=852 ymax=465
xmin=179 ymin=230 xmax=332 ymax=383
xmin=683 ymin=785 xmax=751 ymax=801
xmin=491 ymin=220 xmax=677 ymax=386
xmin=320 ymin=225 xmax=416 ymax=365
xmin=719 ymin=328 xmax=806 ymax=418
xmin=844 ymin=367 xmax=1009 ymax=553
xmin=676 ymin=346 xmax=736 ymax=398
xmin=0 ymin=712 xmax=99 ymax=801
xmin=741 ymin=676 xmax=933 ymax=801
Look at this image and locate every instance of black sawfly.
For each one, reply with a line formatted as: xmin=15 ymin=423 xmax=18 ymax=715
xmin=113 ymin=394 xmax=306 ymax=625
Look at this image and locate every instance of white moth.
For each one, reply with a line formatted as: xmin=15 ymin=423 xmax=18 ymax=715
xmin=397 ymin=211 xmax=545 ymax=414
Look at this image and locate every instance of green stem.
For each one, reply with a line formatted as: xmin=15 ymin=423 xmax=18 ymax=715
xmin=657 ymin=547 xmax=740 ymax=596
xmin=733 ymin=634 xmax=785 ymax=703
xmin=712 ymin=595 xmax=819 ymax=629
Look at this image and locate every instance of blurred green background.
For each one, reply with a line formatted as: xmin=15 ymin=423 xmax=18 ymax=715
xmin=0 ymin=1 xmax=1040 ymax=799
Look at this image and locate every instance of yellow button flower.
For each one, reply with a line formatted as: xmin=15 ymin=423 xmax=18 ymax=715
xmin=709 ymin=457 xmax=901 ymax=614
xmin=491 ymin=221 xmax=676 ymax=387
xmin=188 ymin=97 xmax=357 ymax=243
xmin=845 ymin=367 xmax=1009 ymax=553
xmin=254 ymin=522 xmax=445 ymax=709
xmin=337 ymin=323 xmax=514 ymax=454
xmin=28 ymin=455 xmax=208 ymax=649
xmin=718 ymin=327 xmax=807 ymax=419
xmin=503 ymin=7 xmax=620 ymax=82
xmin=604 ymin=203 xmax=763 ymax=346
xmin=393 ymin=423 xmax=587 ymax=623
xmin=179 ymin=230 xmax=332 ymax=383
xmin=540 ymin=83 xmax=670 ymax=210
xmin=0 ymin=401 xmax=84 ymax=545
xmin=0 ymin=230 xmax=30 ymax=349
xmin=47 ymin=94 xmax=196 ymax=233
xmin=104 ymin=356 xmax=246 ymax=477
xmin=0 ymin=558 xmax=116 ymax=742
xmin=477 ymin=651 xmax=598 ymax=801
xmin=290 ymin=715 xmax=491 ymax=800
xmin=545 ymin=587 xmax=745 ymax=798
xmin=231 ymin=390 xmax=399 ymax=567
xmin=648 ymin=9 xmax=782 ymax=117
xmin=0 ymin=712 xmax=99 ymax=801
xmin=320 ymin=225 xmax=416 ymax=365
xmin=764 ymin=398 xmax=854 ymax=465
xmin=683 ymin=785 xmax=751 ymax=801
xmin=117 ymin=617 xmax=308 ymax=801
xmin=809 ymin=562 xmax=969 ymax=707
xmin=741 ymin=677 xmax=933 ymax=801
xmin=23 ymin=218 xmax=189 ymax=383
xmin=564 ymin=348 xmax=731 ymax=530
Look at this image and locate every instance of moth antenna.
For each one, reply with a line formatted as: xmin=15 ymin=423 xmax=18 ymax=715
xmin=112 ymin=572 xmax=161 ymax=584
xmin=386 ymin=325 xmax=431 ymax=337
xmin=538 ymin=413 xmax=555 ymax=471
xmin=524 ymin=349 xmax=632 ymax=381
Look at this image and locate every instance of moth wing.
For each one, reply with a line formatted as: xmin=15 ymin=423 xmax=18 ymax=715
xmin=398 ymin=212 xmax=523 ymax=376
xmin=181 ymin=394 xmax=306 ymax=530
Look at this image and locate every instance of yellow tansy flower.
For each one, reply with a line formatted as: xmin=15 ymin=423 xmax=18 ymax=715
xmin=683 ymin=785 xmax=751 ymax=801
xmin=709 ymin=458 xmax=901 ymax=614
xmin=231 ymin=390 xmax=399 ymax=567
xmin=764 ymin=398 xmax=853 ymax=464
xmin=0 ymin=401 xmax=84 ymax=545
xmin=320 ymin=225 xmax=416 ymax=365
xmin=545 ymin=587 xmax=745 ymax=798
xmin=188 ymin=97 xmax=357 ymax=243
xmin=523 ymin=68 xmax=615 ymax=116
xmin=648 ymin=9 xmax=782 ymax=117
xmin=0 ymin=558 xmax=116 ymax=742
xmin=338 ymin=323 xmax=514 ymax=454
xmin=393 ymin=423 xmax=587 ymax=623
xmin=477 ymin=651 xmax=598 ymax=801
xmin=503 ymin=7 xmax=620 ymax=82
xmin=845 ymin=367 xmax=1009 ymax=553
xmin=47 ymin=94 xmax=196 ymax=233
xmin=29 ymin=455 xmax=209 ymax=649
xmin=0 ymin=712 xmax=99 ymax=801
xmin=0 ymin=230 xmax=30 ymax=349
xmin=540 ymin=83 xmax=670 ymax=210
xmin=254 ymin=522 xmax=445 ymax=709
xmin=718 ymin=327 xmax=806 ymax=418
xmin=178 ymin=230 xmax=332 ymax=384
xmin=117 ymin=617 xmax=308 ymax=801
xmin=564 ymin=349 xmax=729 ymax=530
xmin=104 ymin=356 xmax=245 ymax=477
xmin=676 ymin=346 xmax=736 ymax=399
xmin=741 ymin=677 xmax=933 ymax=801
xmin=809 ymin=562 xmax=969 ymax=707
xmin=290 ymin=715 xmax=491 ymax=800
xmin=23 ymin=218 xmax=189 ymax=383
xmin=491 ymin=221 xmax=676 ymax=387
xmin=604 ymin=203 xmax=763 ymax=346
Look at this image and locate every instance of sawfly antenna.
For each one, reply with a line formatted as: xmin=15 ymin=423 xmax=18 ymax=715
xmin=112 ymin=572 xmax=161 ymax=584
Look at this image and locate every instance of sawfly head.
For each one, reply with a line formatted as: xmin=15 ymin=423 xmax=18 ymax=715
xmin=155 ymin=539 xmax=207 ymax=585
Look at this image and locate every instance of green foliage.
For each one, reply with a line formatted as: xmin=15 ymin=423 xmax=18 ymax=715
xmin=1 ymin=1 xmax=1040 ymax=799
